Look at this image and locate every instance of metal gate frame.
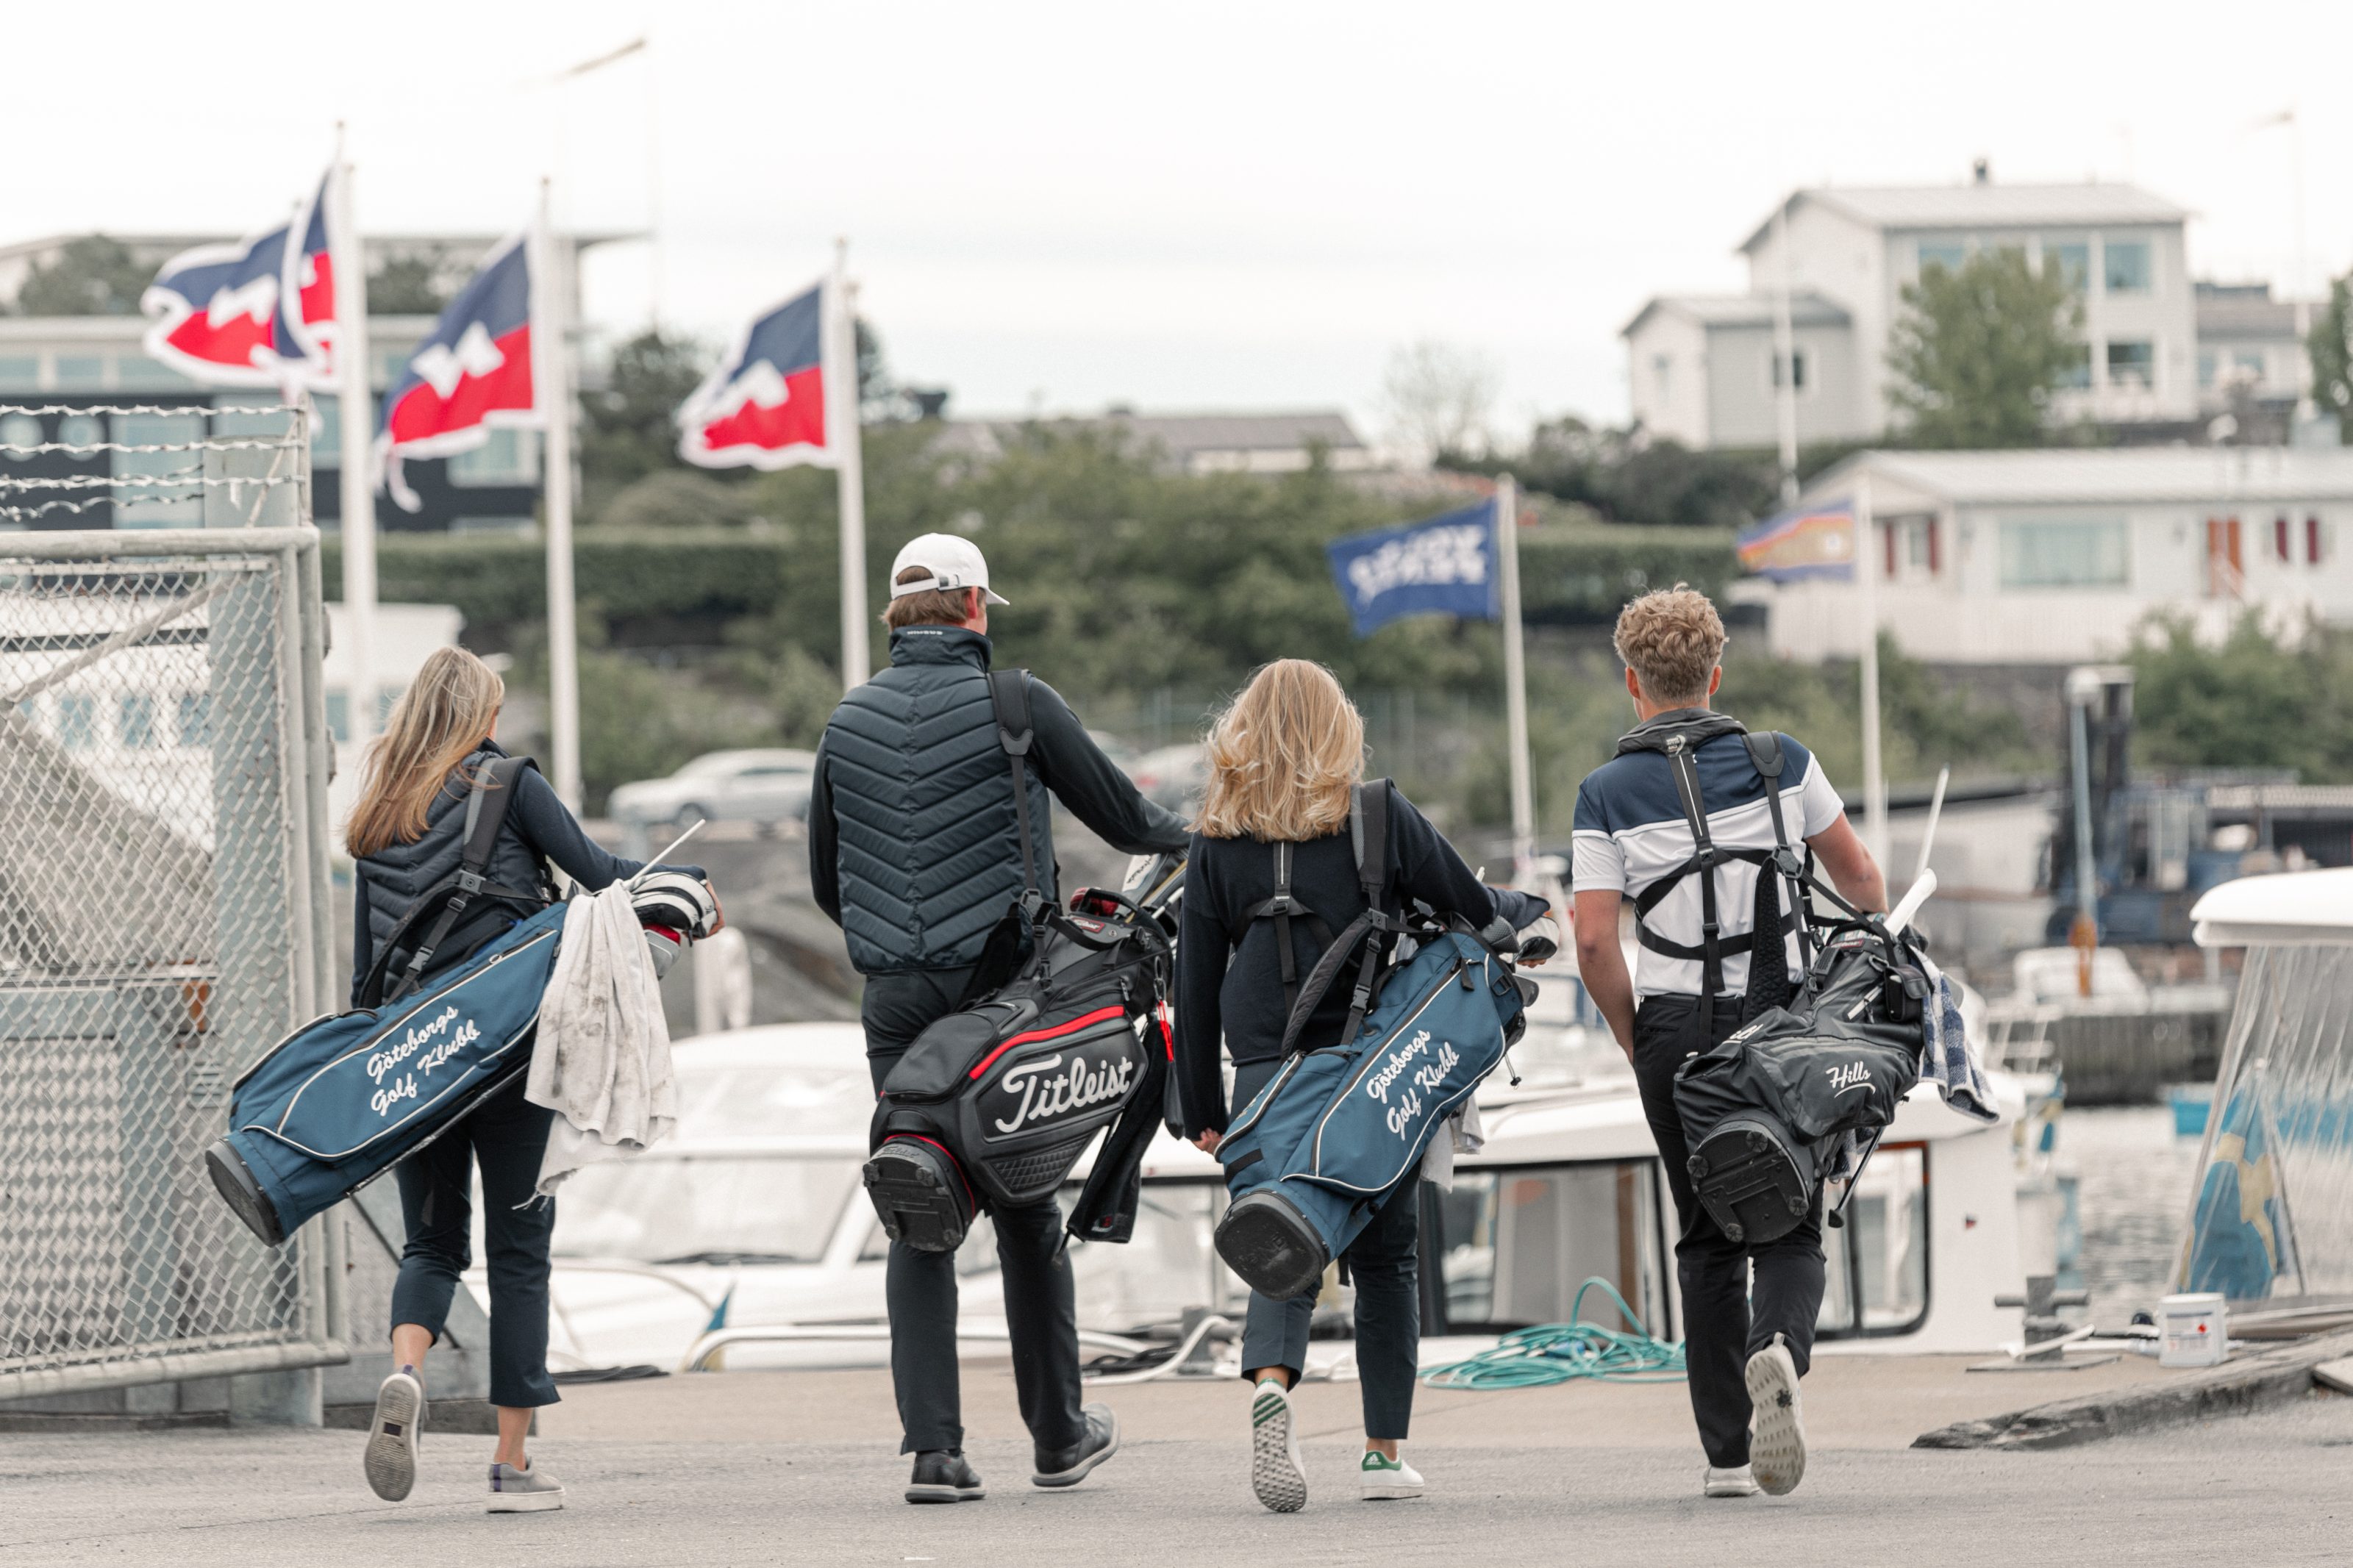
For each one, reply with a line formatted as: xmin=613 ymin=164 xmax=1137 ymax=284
xmin=0 ymin=525 xmax=346 ymax=1402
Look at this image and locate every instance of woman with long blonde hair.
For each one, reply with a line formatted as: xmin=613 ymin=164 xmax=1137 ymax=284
xmin=346 ymin=646 xmax=705 ymax=1515
xmin=1171 ymin=659 xmax=1546 ymax=1513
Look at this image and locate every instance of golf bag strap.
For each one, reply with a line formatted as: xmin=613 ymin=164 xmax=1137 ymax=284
xmin=385 ymin=754 xmax=538 ymax=1003
xmin=1662 ymin=736 xmax=1727 ymax=1042
xmin=988 ymin=668 xmax=1045 ymax=918
xmin=1743 ymin=731 xmax=1817 ymax=970
xmin=1272 ymin=781 xmax=1395 ymax=1056
xmin=1245 ymin=840 xmax=1335 ymax=1018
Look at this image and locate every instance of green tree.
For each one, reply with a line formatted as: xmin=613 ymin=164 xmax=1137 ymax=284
xmin=1453 ymin=417 xmax=1776 ymax=529
xmin=2309 ymin=271 xmax=2353 ymax=443
xmin=367 ymin=251 xmax=450 ymax=315
xmin=582 ymin=327 xmax=713 ymax=509
xmin=11 ymin=236 xmax=152 ymax=315
xmin=1885 ymin=248 xmax=2085 ymax=448
xmin=2129 ymin=613 xmax=2353 ymax=780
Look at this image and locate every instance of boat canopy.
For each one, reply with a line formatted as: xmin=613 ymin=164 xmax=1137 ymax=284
xmin=2190 ymin=867 xmax=2353 ymax=948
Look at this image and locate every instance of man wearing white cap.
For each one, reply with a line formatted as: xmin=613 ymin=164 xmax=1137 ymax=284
xmin=808 ymin=533 xmax=1188 ymax=1505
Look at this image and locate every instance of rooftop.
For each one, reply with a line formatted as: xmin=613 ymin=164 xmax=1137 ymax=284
xmin=2195 ymin=282 xmax=2315 ymax=341
xmin=1807 ymin=446 xmax=2353 ymax=509
xmin=1622 ymin=291 xmax=1851 ymax=337
xmin=1739 ymin=181 xmax=2190 ymax=251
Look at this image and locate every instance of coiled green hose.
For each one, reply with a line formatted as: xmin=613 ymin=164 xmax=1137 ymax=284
xmin=1420 ymin=1277 xmax=1687 ymax=1388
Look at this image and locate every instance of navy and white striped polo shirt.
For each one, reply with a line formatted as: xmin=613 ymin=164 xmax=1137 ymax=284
xmin=1571 ymin=726 xmax=1844 ymax=999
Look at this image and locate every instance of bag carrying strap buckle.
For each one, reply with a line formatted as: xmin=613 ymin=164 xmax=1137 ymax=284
xmin=988 ymin=668 xmax=1046 ymax=911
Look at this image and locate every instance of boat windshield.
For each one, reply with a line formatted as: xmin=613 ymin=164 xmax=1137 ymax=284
xmin=551 ymin=1155 xmax=861 ymax=1266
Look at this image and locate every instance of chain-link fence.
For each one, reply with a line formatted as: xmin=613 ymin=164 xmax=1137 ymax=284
xmin=0 ymin=405 xmax=344 ymax=1401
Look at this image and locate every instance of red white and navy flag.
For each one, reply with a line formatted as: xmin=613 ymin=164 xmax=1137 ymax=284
xmin=675 ymin=280 xmax=838 ymax=470
xmin=376 ymin=232 xmax=538 ymax=510
xmin=140 ymin=169 xmax=335 ymax=391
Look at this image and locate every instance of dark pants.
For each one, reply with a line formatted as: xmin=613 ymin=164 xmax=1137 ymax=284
xmin=864 ymin=966 xmax=1085 ymax=1458
xmin=1229 ymin=1056 xmax=1421 ymax=1442
xmin=1632 ymin=994 xmax=1824 ymax=1469
xmin=388 ymin=1070 xmax=560 ymax=1410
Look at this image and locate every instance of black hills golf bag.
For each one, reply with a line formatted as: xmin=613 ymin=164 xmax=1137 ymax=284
xmin=863 ymin=670 xmax=1179 ymax=1253
xmin=1620 ymin=714 xmax=1929 ymax=1248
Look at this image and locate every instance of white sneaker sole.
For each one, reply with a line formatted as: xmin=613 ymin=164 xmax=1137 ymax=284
xmin=362 ymin=1375 xmax=423 ymax=1503
xmin=485 ymin=1489 xmax=565 ymax=1514
xmin=1746 ymin=1345 xmax=1806 ymax=1497
xmin=1251 ymin=1388 xmax=1307 ymax=1514
xmin=1361 ymin=1481 xmax=1424 ymax=1500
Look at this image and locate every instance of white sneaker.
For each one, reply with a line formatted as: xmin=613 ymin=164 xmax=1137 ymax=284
xmin=1746 ymin=1335 xmax=1806 ymax=1497
xmin=1249 ymin=1379 xmax=1307 ymax=1513
xmin=1704 ymin=1464 xmax=1760 ymax=1497
xmin=486 ymin=1459 xmax=565 ymax=1513
xmin=1360 ymin=1451 xmax=1424 ymax=1500
xmin=362 ymin=1369 xmax=424 ymax=1502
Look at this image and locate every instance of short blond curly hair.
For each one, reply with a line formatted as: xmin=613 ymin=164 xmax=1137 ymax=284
xmin=1613 ymin=584 xmax=1726 ymax=706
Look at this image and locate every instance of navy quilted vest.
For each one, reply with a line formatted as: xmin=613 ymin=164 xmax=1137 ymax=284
xmin=354 ymin=745 xmax=553 ymax=968
xmin=822 ymin=626 xmax=1053 ymax=974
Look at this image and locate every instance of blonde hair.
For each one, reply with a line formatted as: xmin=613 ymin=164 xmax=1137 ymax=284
xmin=1613 ymin=583 xmax=1727 ymax=706
xmin=345 ymin=647 xmax=506 ymax=859
xmin=1193 ymin=660 xmax=1365 ymax=842
xmin=882 ymin=565 xmax=976 ymax=629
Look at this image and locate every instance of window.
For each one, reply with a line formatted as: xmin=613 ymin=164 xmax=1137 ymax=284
xmin=0 ymin=413 xmax=39 ymax=451
xmin=54 ymin=356 xmax=105 ymax=390
xmin=113 ymin=355 xmax=193 ymax=392
xmin=0 ymin=356 xmax=38 ymax=390
xmin=119 ymin=692 xmax=156 ymax=749
xmin=56 ymin=692 xmax=96 ymax=750
xmin=449 ymin=427 xmax=538 ymax=486
xmin=1769 ymin=348 xmax=1808 ymax=391
xmin=2106 ymin=340 xmax=2155 ymax=390
xmin=2103 ymin=238 xmax=2152 ymax=294
xmin=1917 ymin=240 xmax=1966 ymax=275
xmin=2042 ymin=240 xmax=2089 ymax=293
xmin=2234 ymin=350 xmax=2266 ymax=383
xmin=2277 ymin=515 xmax=2293 ymax=562
xmin=2059 ymin=343 xmax=2093 ymax=390
xmin=1818 ymin=1145 xmax=1929 ymax=1336
xmin=113 ymin=412 xmax=204 ymax=526
xmin=310 ymin=395 xmax=343 ymax=466
xmin=2197 ymin=350 xmax=2218 ymax=388
xmin=1652 ymin=353 xmax=1671 ymax=398
xmin=326 ymin=690 xmax=350 ymax=744
xmin=375 ymin=348 xmax=410 ymax=389
xmin=1999 ymin=518 xmax=2129 ymax=588
xmin=57 ymin=414 xmax=101 ymax=448
xmin=377 ymin=686 xmax=404 ymax=727
xmin=2311 ymin=516 xmax=2329 ymax=566
xmin=176 ymin=692 xmax=210 ymax=748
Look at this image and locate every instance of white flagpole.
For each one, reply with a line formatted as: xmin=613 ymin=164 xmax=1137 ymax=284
xmin=329 ymin=131 xmax=379 ymax=751
xmin=831 ymin=237 xmax=871 ymax=690
xmin=536 ymin=180 xmax=584 ymax=808
xmin=1772 ymin=197 xmax=1801 ymax=508
xmin=1856 ymin=470 xmax=1888 ymax=869
xmin=1496 ymin=473 xmax=1536 ymax=887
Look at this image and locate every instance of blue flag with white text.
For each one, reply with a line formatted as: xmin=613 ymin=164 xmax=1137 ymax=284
xmin=1326 ymin=499 xmax=1499 ymax=637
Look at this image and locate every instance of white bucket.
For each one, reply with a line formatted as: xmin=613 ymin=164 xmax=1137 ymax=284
xmin=2158 ymin=1292 xmax=2229 ymax=1367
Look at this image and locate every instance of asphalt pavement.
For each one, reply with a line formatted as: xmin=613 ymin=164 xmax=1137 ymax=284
xmin=1 ymin=1372 xmax=2345 ymax=1567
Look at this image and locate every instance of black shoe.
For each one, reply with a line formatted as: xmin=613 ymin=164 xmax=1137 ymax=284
xmin=1032 ymin=1402 xmax=1120 ymax=1489
xmin=906 ymin=1449 xmax=985 ymax=1504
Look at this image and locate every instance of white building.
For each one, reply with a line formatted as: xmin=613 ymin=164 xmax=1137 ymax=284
xmin=1628 ymin=174 xmax=2199 ymax=446
xmin=1742 ymin=447 xmax=2353 ymax=665
xmin=2194 ymin=282 xmax=2318 ymax=416
xmin=321 ymin=601 xmax=464 ymax=854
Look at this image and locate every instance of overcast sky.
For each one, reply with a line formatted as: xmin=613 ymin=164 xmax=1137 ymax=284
xmin=17 ymin=1 xmax=2353 ymax=444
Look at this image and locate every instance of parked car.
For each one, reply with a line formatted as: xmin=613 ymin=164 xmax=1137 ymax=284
xmin=1127 ymin=742 xmax=1207 ymax=814
xmin=607 ymin=749 xmax=817 ymax=833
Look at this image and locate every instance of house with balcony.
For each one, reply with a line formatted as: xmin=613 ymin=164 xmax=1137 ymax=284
xmin=1738 ymin=446 xmax=2353 ymax=666
xmin=1627 ymin=173 xmax=2200 ymax=447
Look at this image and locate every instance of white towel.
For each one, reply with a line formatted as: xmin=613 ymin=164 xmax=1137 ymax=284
xmin=1420 ymin=1094 xmax=1487 ymax=1190
xmin=526 ymin=884 xmax=677 ymax=1195
xmin=1918 ymin=953 xmax=1999 ymax=1124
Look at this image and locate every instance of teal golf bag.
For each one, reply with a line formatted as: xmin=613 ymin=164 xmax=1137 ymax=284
xmin=1212 ymin=787 xmax=1535 ymax=1300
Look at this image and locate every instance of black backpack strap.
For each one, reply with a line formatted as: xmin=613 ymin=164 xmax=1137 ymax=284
xmin=1243 ymin=840 xmax=1337 ymax=1018
xmin=1272 ymin=781 xmax=1399 ymax=1055
xmin=988 ymin=668 xmax=1046 ymax=919
xmin=1743 ymin=731 xmax=1817 ymax=971
xmin=382 ymin=754 xmax=538 ymax=1003
xmin=1660 ymin=734 xmax=1729 ymax=1045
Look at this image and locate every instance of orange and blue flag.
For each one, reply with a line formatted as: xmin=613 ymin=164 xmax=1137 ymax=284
xmin=1737 ymin=501 xmax=1856 ymax=581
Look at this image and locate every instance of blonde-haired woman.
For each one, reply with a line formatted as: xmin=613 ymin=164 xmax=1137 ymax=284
xmin=346 ymin=647 xmax=705 ymax=1514
xmin=1173 ymin=659 xmax=1546 ymax=1512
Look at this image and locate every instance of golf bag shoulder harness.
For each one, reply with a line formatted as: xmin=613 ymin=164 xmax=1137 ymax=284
xmin=205 ymin=756 xmax=563 ymax=1245
xmin=1613 ymin=715 xmax=1813 ymax=1042
xmin=1212 ymin=787 xmax=1534 ymax=1300
xmin=863 ymin=668 xmax=1176 ymax=1253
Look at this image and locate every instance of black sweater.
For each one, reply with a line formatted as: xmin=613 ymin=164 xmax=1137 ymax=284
xmin=1172 ymin=783 xmax=1546 ymax=1138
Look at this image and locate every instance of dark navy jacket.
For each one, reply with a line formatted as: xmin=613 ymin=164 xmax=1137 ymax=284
xmin=808 ymin=625 xmax=1187 ymax=975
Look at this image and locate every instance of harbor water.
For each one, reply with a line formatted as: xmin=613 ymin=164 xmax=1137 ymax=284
xmin=2066 ymin=1104 xmax=2207 ymax=1331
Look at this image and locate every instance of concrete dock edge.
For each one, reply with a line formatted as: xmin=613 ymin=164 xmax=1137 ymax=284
xmin=1913 ymin=1328 xmax=2353 ymax=1450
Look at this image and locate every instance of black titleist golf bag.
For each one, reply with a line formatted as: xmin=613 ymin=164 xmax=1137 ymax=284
xmin=862 ymin=670 xmax=1179 ymax=1253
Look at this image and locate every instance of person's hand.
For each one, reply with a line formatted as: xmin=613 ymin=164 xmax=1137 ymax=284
xmin=1192 ymin=1129 xmax=1222 ymax=1155
xmin=1521 ymin=914 xmax=1563 ymax=967
xmin=703 ymin=881 xmax=726 ymax=936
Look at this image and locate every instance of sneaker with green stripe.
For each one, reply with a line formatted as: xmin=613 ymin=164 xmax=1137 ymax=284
xmin=1359 ymin=1450 xmax=1424 ymax=1500
xmin=1249 ymin=1379 xmax=1307 ymax=1513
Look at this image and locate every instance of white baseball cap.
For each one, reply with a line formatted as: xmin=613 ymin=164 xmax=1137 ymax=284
xmin=888 ymin=533 xmax=1009 ymax=605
